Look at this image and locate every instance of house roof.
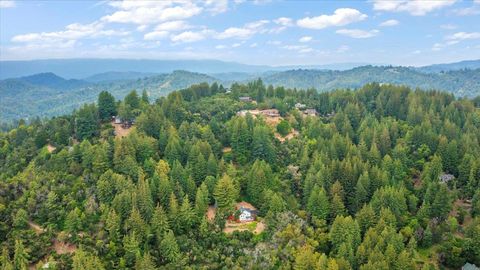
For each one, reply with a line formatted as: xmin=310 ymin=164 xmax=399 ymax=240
xmin=463 ymin=263 xmax=479 ymax=270
xmin=439 ymin=173 xmax=455 ymax=183
xmin=236 ymin=201 xmax=257 ymax=211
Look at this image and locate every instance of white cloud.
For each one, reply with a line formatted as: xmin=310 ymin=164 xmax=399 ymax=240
xmin=274 ymin=17 xmax=293 ymax=26
xmin=137 ymin=25 xmax=148 ymax=32
xmin=250 ymin=43 xmax=258 ymax=48
xmin=297 ymin=8 xmax=367 ymax=29
xmin=216 ymin=20 xmax=268 ymax=39
xmin=8 ymin=40 xmax=77 ymax=56
xmin=379 ymin=19 xmax=399 ymax=27
xmin=143 ymin=20 xmax=191 ymax=40
xmin=372 ymin=0 xmax=456 ymax=16
xmin=337 ymin=45 xmax=350 ymax=53
xmin=446 ymin=31 xmax=480 ymax=41
xmin=102 ymin=1 xmax=203 ymax=25
xmin=336 ymin=29 xmax=379 ymax=38
xmin=267 ymin=40 xmax=282 ymax=45
xmin=0 ymin=1 xmax=15 ymax=8
xmin=154 ymin=20 xmax=191 ymax=32
xmin=283 ymin=45 xmax=303 ymax=50
xmin=282 ymin=44 xmax=313 ymax=54
xmin=171 ymin=30 xmax=209 ymax=43
xmin=432 ymin=42 xmax=444 ymax=51
xmin=270 ymin=17 xmax=293 ymax=33
xmin=215 ymin=44 xmax=227 ymax=49
xmin=232 ymin=42 xmax=242 ymax=48
xmin=453 ymin=6 xmax=480 ymax=16
xmin=144 ymin=30 xmax=169 ymax=41
xmin=245 ymin=20 xmax=269 ymax=29
xmin=298 ymin=48 xmax=313 ymax=54
xmin=299 ymin=36 xmax=312 ymax=43
xmin=252 ymin=0 xmax=272 ymax=5
xmin=216 ymin=27 xmax=254 ymax=39
xmin=204 ymin=0 xmax=229 ymax=14
xmin=11 ymin=21 xmax=129 ymax=43
xmin=432 ymin=31 xmax=480 ymax=51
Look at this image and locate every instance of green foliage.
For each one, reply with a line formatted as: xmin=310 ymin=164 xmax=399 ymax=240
xmin=98 ymin=91 xmax=117 ymax=121
xmin=75 ymin=103 xmax=100 ymax=140
xmin=214 ymin=174 xmax=238 ymax=215
xmin=277 ymin=119 xmax=291 ymax=136
xmin=1 ymin=82 xmax=480 ymax=269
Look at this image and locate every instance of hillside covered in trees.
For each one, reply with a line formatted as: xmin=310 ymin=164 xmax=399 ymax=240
xmin=1 ymin=81 xmax=480 ymax=269
xmin=0 ymin=71 xmax=219 ymax=122
xmin=1 ymin=65 xmax=480 ymax=123
xmin=262 ymin=66 xmax=480 ymax=98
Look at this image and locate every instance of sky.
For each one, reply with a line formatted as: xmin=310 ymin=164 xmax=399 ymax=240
xmin=0 ymin=0 xmax=479 ymax=66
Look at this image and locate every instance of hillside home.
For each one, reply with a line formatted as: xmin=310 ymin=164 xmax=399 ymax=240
xmin=303 ymin=108 xmax=318 ymax=116
xmin=462 ymin=263 xmax=479 ymax=270
xmin=238 ymin=207 xmax=255 ymax=222
xmin=227 ymin=201 xmax=258 ymax=223
xmin=113 ymin=116 xmax=122 ymax=124
xmin=261 ymin=109 xmax=280 ymax=117
xmin=439 ymin=173 xmax=455 ymax=184
xmin=295 ymin=103 xmax=307 ymax=109
xmin=239 ymin=96 xmax=253 ymax=102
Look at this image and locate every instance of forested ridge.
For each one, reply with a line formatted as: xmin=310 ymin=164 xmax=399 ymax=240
xmin=1 ymin=81 xmax=480 ymax=269
xmin=2 ymin=65 xmax=480 ymax=123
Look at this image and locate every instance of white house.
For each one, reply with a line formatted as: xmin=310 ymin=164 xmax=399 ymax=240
xmin=439 ymin=173 xmax=455 ymax=184
xmin=239 ymin=96 xmax=253 ymax=102
xmin=238 ymin=207 xmax=254 ymax=222
xmin=295 ymin=103 xmax=306 ymax=109
xmin=114 ymin=116 xmax=122 ymax=124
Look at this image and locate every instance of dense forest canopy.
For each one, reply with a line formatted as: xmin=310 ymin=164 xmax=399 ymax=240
xmin=1 ymin=80 xmax=480 ymax=269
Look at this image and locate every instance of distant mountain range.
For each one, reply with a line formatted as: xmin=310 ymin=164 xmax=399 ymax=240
xmin=0 ymin=59 xmax=271 ymax=79
xmin=1 ymin=59 xmax=479 ymax=122
xmin=3 ymin=58 xmax=477 ymax=80
xmin=84 ymin=71 xmax=156 ymax=83
xmin=416 ymin=59 xmax=480 ymax=73
xmin=0 ymin=70 xmax=219 ymax=121
xmin=261 ymin=66 xmax=480 ymax=97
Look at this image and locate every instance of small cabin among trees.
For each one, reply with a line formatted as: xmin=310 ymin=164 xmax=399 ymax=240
xmin=228 ymin=202 xmax=258 ymax=223
xmin=239 ymin=96 xmax=253 ymax=102
xmin=303 ymin=108 xmax=318 ymax=117
xmin=439 ymin=173 xmax=455 ymax=184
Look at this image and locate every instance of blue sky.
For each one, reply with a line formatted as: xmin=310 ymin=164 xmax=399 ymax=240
xmin=1 ymin=0 xmax=479 ymax=66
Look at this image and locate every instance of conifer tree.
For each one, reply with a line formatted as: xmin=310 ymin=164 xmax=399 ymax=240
xmin=13 ymin=240 xmax=28 ymax=270
xmin=213 ymin=174 xmax=237 ymax=215
xmin=135 ymin=253 xmax=156 ymax=270
xmin=307 ymin=185 xmax=330 ymax=221
xmin=98 ymin=91 xmax=117 ymax=122
xmin=150 ymin=205 xmax=170 ymax=243
xmin=195 ymin=183 xmax=210 ymax=218
xmin=160 ymin=230 xmax=180 ymax=263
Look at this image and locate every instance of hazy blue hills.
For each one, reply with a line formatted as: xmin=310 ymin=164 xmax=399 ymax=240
xmin=1 ymin=60 xmax=480 ymax=122
xmin=417 ymin=59 xmax=480 ymax=73
xmin=262 ymin=66 xmax=480 ymax=97
xmin=0 ymin=70 xmax=219 ymax=121
xmin=20 ymin=72 xmax=90 ymax=89
xmin=84 ymin=71 xmax=156 ymax=83
xmin=1 ymin=58 xmax=478 ymax=80
xmin=0 ymin=59 xmax=270 ymax=79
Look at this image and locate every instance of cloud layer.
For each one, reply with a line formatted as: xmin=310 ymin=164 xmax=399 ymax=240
xmin=2 ymin=0 xmax=479 ymax=65
xmin=297 ymin=8 xmax=368 ymax=29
